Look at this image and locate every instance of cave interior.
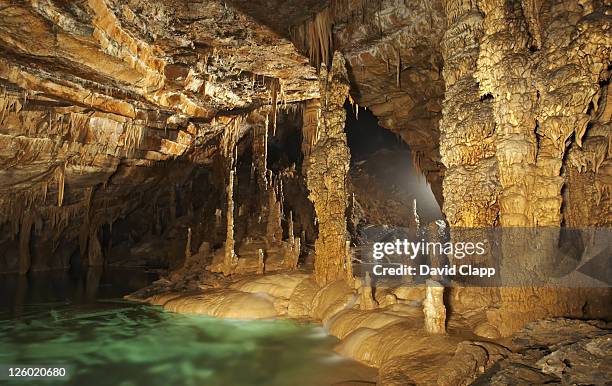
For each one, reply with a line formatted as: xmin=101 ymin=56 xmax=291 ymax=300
xmin=0 ymin=0 xmax=611 ymax=384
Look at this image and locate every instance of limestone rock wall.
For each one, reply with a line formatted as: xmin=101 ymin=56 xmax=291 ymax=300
xmin=440 ymin=0 xmax=612 ymax=336
xmin=440 ymin=0 xmax=500 ymax=227
xmin=475 ymin=0 xmax=610 ymax=227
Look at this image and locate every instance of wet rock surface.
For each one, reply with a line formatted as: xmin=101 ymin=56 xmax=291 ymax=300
xmin=474 ymin=318 xmax=612 ymax=385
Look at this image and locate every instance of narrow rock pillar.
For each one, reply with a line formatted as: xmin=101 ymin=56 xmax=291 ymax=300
xmin=303 ymin=52 xmax=351 ymax=285
xmin=223 ymin=166 xmax=237 ymax=276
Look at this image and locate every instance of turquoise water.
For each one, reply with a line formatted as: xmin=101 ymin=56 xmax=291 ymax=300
xmin=0 ymin=270 xmax=374 ymax=386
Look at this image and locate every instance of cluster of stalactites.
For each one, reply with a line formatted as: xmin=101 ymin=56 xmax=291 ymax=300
xmin=289 ymin=7 xmax=333 ymax=70
xmin=289 ymin=0 xmax=379 ymax=69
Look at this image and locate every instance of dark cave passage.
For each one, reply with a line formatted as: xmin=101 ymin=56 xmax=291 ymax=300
xmin=344 ymin=102 xmax=443 ymax=226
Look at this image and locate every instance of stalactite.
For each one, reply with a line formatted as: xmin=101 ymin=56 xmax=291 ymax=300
xmin=124 ymin=123 xmax=144 ymax=157
xmin=221 ymin=116 xmax=242 ymax=158
xmin=270 ymin=80 xmax=279 ymax=136
xmin=87 ymin=225 xmax=104 ymax=267
xmin=84 ymin=187 xmax=94 ymax=214
xmin=412 ymin=151 xmax=424 ymax=176
xmin=289 ymin=6 xmax=333 ymax=68
xmin=301 ymin=99 xmax=321 ymax=156
xmin=42 ymin=181 xmax=48 ymax=204
xmin=56 ymin=163 xmax=65 ymax=207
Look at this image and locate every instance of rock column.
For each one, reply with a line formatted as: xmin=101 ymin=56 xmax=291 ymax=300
xmin=304 ymin=52 xmax=351 ymax=285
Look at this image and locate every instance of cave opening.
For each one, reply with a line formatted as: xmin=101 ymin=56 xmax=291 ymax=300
xmin=344 ymin=102 xmax=443 ymax=228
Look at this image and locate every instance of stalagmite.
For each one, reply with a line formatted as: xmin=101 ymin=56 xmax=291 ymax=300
xmin=215 ymin=208 xmax=222 ymax=228
xmin=257 ymin=249 xmax=265 ymax=274
xmin=223 ymin=167 xmax=237 ymax=276
xmin=423 ymin=280 xmax=446 ymax=335
xmin=266 ymin=182 xmax=283 ymax=243
xmin=287 ymin=210 xmax=294 ymax=244
xmin=290 ymin=237 xmax=300 ymax=269
xmin=185 ymin=227 xmax=192 ymax=262
xmin=358 ymin=272 xmax=377 ymax=311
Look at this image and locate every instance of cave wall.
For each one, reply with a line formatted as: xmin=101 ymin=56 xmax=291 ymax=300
xmin=439 ymin=0 xmax=612 ymax=336
xmin=475 ymin=0 xmax=610 ymax=227
xmin=289 ymin=0 xmax=610 ymax=228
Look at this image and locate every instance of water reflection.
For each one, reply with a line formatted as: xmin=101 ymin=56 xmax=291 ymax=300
xmin=0 ymin=268 xmax=156 ymax=317
xmin=0 ymin=269 xmax=376 ymax=386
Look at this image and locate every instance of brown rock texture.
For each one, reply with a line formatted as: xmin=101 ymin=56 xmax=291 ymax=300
xmin=304 ymin=52 xmax=351 ymax=285
xmin=475 ymin=0 xmax=610 ymax=227
xmin=291 ymin=0 xmax=448 ymax=204
xmin=0 ymin=0 xmax=320 ymax=273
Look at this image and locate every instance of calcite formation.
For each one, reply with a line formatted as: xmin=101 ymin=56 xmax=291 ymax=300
xmin=304 ymin=52 xmax=351 ymax=285
xmin=0 ymin=0 xmax=320 ymax=273
xmin=423 ymin=280 xmax=447 ymax=334
xmin=1 ymin=0 xmax=611 ymax=383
